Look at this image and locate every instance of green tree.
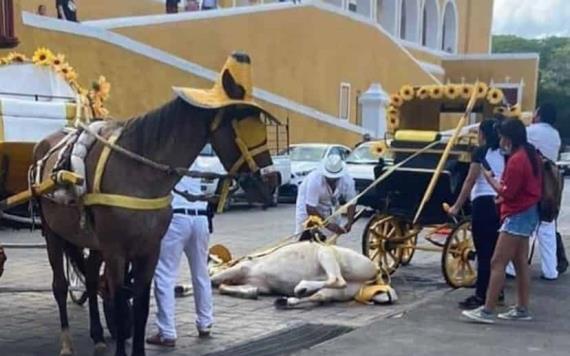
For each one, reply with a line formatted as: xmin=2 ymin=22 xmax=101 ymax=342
xmin=493 ymin=35 xmax=570 ymax=142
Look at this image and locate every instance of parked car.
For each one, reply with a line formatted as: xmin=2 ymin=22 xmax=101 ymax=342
xmin=557 ymin=152 xmax=570 ymax=177
xmin=278 ymin=143 xmax=352 ymax=200
xmin=194 ymin=144 xmax=291 ymax=209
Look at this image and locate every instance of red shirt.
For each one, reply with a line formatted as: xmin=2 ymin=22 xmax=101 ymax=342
xmin=499 ymin=148 xmax=542 ymax=221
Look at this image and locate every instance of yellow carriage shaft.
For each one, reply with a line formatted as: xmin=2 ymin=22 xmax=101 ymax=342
xmin=0 ymin=170 xmax=83 ymax=211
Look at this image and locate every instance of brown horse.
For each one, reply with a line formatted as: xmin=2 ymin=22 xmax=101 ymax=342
xmin=34 ymin=94 xmax=276 ymax=356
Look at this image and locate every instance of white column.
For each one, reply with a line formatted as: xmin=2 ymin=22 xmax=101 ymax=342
xmin=358 ymin=83 xmax=389 ymax=139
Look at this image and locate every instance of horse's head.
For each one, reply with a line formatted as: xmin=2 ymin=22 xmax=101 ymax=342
xmin=173 ymin=51 xmax=277 ymax=205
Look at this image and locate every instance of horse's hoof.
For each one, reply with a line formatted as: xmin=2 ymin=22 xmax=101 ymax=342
xmin=274 ymin=297 xmax=289 ymax=309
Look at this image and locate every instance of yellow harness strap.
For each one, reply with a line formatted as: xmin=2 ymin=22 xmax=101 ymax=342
xmin=83 ymin=129 xmax=172 ymax=210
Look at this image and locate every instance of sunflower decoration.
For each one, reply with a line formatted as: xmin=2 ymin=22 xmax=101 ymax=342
xmin=399 ymin=85 xmax=415 ymax=101
xmin=370 ymin=141 xmax=388 ymax=157
xmin=92 ymin=76 xmax=111 ymax=101
xmin=486 ymin=87 xmax=504 ymax=105
xmin=303 ymin=215 xmax=324 ymax=230
xmin=388 ymin=114 xmax=400 ymax=132
xmin=7 ymin=52 xmax=28 ymax=63
xmin=493 ymin=106 xmax=507 ymax=116
xmin=416 ymin=86 xmax=430 ymax=100
xmin=387 ymin=105 xmax=399 ymax=117
xmin=32 ymin=48 xmax=55 ymax=66
xmin=429 ymin=85 xmax=444 ymax=99
xmin=460 ymin=84 xmax=474 ymax=100
xmin=444 ymin=84 xmax=460 ymax=100
xmin=474 ymin=82 xmax=489 ymax=100
xmin=390 ymin=94 xmax=404 ymax=108
xmin=51 ymin=54 xmax=66 ymax=67
xmin=507 ymin=104 xmax=521 ymax=118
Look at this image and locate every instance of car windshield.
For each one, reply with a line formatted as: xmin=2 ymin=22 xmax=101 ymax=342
xmin=200 ymin=144 xmax=215 ymax=156
xmin=346 ymin=145 xmax=377 ymax=163
xmin=286 ymin=146 xmax=327 ymax=162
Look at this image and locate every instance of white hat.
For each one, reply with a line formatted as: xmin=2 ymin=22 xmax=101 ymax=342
xmin=321 ymin=154 xmax=346 ymax=179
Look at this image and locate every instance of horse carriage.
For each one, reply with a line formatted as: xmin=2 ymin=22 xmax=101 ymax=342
xmin=360 ymin=82 xmax=509 ymax=288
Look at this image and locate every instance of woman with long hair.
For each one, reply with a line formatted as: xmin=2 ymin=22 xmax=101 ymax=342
xmin=463 ymin=118 xmax=542 ymax=323
xmin=448 ymin=119 xmax=504 ymax=309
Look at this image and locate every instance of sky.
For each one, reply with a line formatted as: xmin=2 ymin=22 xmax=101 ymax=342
xmin=492 ymin=0 xmax=570 ymax=38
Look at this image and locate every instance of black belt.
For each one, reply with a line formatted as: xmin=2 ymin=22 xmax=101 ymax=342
xmin=173 ymin=208 xmax=208 ymax=216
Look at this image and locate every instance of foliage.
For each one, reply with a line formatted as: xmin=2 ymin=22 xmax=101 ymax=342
xmin=492 ymin=35 xmax=570 ymax=141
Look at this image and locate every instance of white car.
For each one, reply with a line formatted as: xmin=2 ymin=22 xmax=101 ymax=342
xmin=279 ymin=143 xmax=352 ymax=199
xmin=557 ymin=152 xmax=570 ymax=177
xmin=194 ymin=144 xmax=291 ymax=208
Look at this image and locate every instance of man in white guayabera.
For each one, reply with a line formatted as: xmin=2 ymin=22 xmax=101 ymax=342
xmin=295 ymin=154 xmax=356 ymax=240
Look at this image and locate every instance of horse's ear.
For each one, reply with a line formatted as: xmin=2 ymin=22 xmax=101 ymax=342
xmin=222 ymin=70 xmax=246 ymax=100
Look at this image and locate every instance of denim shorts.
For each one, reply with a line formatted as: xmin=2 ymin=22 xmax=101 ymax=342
xmin=500 ymin=204 xmax=539 ymax=238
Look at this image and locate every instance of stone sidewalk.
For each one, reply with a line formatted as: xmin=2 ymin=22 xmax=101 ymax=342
xmin=0 ymin=205 xmax=447 ymax=355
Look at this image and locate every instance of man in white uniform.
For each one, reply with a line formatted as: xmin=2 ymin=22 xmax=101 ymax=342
xmin=295 ymin=154 xmax=357 ymax=238
xmin=147 ymin=162 xmax=219 ymax=347
xmin=507 ymin=104 xmax=565 ymax=280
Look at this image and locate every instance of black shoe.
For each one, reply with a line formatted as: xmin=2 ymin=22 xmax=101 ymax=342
xmin=458 ymin=295 xmax=484 ymax=310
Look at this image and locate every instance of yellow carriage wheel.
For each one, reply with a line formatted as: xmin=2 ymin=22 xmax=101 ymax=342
xmin=361 ymin=214 xmax=407 ymax=276
xmin=441 ymin=220 xmax=477 ymax=288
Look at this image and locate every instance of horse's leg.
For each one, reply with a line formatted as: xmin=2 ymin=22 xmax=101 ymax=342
xmin=280 ymin=283 xmax=361 ymax=308
xmin=86 ymin=250 xmax=106 ymax=352
xmin=210 ymin=261 xmax=252 ymax=287
xmin=105 ymin=257 xmax=128 ymax=356
xmin=316 ymin=247 xmax=346 ymax=288
xmin=44 ymin=231 xmax=74 ymax=356
xmin=131 ymin=254 xmax=159 ymax=356
xmin=218 ymin=284 xmax=268 ymax=299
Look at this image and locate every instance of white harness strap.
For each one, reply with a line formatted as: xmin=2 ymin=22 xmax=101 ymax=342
xmin=70 ymin=121 xmax=107 ymax=197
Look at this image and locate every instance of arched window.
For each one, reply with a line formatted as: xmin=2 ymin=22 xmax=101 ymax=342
xmin=400 ymin=0 xmax=419 ymax=42
xmin=441 ymin=0 xmax=457 ymax=53
xmin=375 ymin=0 xmax=398 ymax=36
xmin=421 ymin=0 xmax=438 ymax=49
xmin=0 ymin=0 xmax=18 ymax=48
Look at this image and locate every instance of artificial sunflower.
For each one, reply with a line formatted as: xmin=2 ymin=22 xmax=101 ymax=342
xmin=387 ymin=105 xmax=399 ymax=116
xmin=474 ymin=82 xmax=489 ymax=99
xmin=508 ymin=104 xmax=521 ymax=118
xmin=486 ymin=87 xmax=504 ymax=105
xmin=493 ymin=106 xmax=507 ymax=115
xmin=429 ymin=85 xmax=444 ymax=99
xmin=303 ymin=215 xmax=324 ymax=229
xmin=444 ymin=84 xmax=460 ymax=100
xmin=32 ymin=48 xmax=54 ymax=66
xmin=388 ymin=114 xmax=400 ymax=130
xmin=399 ymin=85 xmax=415 ymax=101
xmin=51 ymin=54 xmax=66 ymax=67
xmin=416 ymin=86 xmax=430 ymax=100
xmin=369 ymin=141 xmax=388 ymax=157
xmin=9 ymin=52 xmax=28 ymax=63
xmin=93 ymin=76 xmax=111 ymax=100
xmin=460 ymin=84 xmax=474 ymax=99
xmin=390 ymin=94 xmax=404 ymax=108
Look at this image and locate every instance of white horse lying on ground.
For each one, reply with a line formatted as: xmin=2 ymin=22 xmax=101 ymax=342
xmin=210 ymin=241 xmax=398 ymax=308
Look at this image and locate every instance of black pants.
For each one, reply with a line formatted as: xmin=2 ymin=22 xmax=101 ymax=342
xmin=472 ymin=196 xmax=500 ymax=300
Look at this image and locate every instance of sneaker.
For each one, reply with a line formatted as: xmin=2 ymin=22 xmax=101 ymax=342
xmin=498 ymin=306 xmax=532 ymax=321
xmin=458 ymin=295 xmax=484 ymax=310
xmin=462 ymin=306 xmax=495 ymax=324
xmin=146 ymin=333 xmax=176 ymax=347
xmin=198 ymin=325 xmax=212 ymax=338
xmin=540 ymin=275 xmax=558 ymax=281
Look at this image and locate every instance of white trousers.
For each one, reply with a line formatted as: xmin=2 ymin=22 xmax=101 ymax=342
xmin=506 ymin=220 xmax=558 ymax=279
xmin=153 ymin=214 xmax=214 ymax=339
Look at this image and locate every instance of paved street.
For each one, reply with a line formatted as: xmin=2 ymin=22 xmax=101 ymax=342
xmin=0 ymin=184 xmax=569 ymax=355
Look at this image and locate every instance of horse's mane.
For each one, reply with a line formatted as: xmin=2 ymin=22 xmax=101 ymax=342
xmin=113 ymin=98 xmax=193 ymax=155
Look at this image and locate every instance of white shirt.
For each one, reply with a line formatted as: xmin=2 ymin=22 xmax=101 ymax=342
xmin=527 ymin=122 xmax=561 ymax=162
xmin=470 ymin=147 xmax=505 ymax=201
xmin=295 ymin=169 xmax=356 ymax=233
xmin=171 ymin=162 xmax=207 ymax=211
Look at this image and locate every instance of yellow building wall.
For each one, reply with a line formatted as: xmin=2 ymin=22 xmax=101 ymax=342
xmin=116 ymin=6 xmax=439 ymax=126
xmin=20 ymin=0 xmax=164 ymax=20
xmin=442 ymin=58 xmax=538 ymax=111
xmin=439 ymin=0 xmax=493 ymax=54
